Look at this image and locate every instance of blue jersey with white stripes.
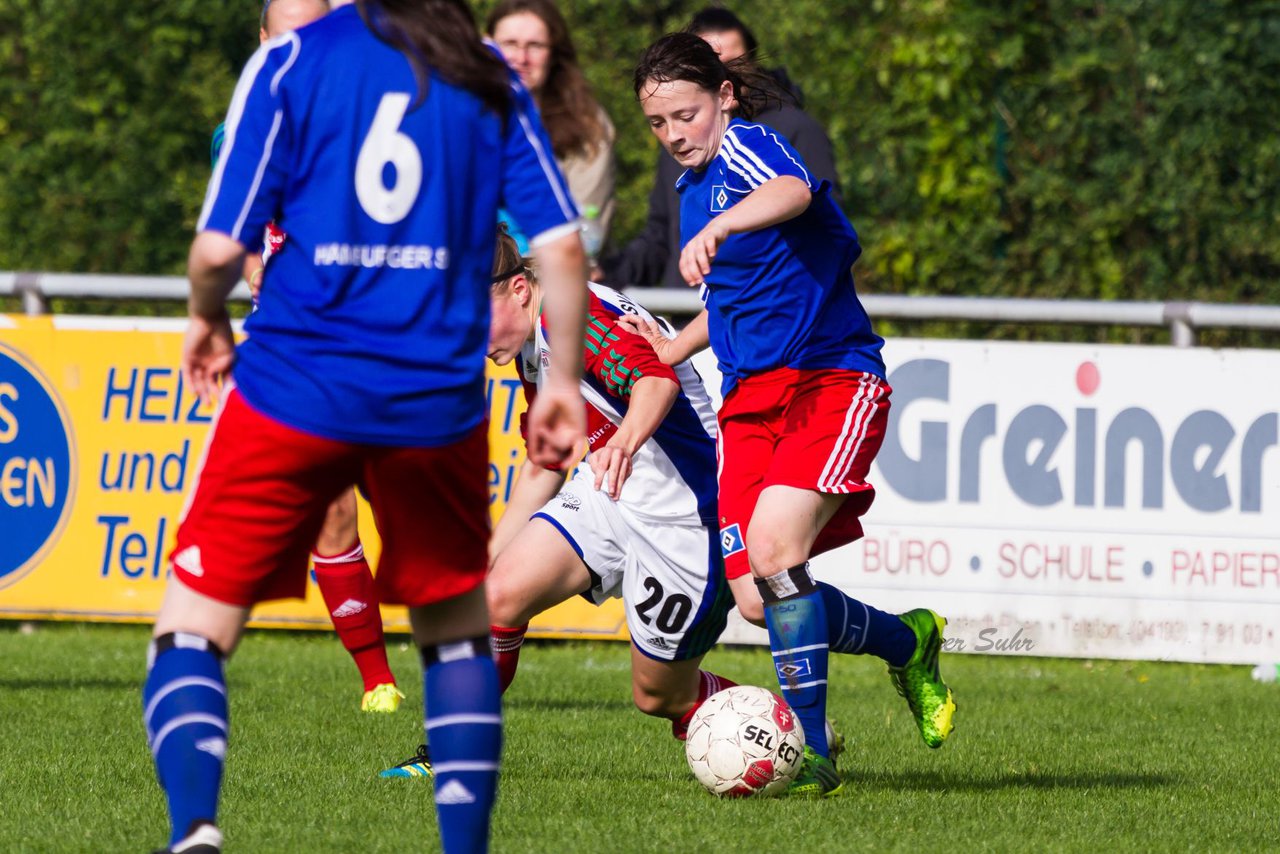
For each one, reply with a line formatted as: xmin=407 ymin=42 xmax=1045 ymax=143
xmin=199 ymin=6 xmax=577 ymax=445
xmin=676 ymin=118 xmax=884 ymax=395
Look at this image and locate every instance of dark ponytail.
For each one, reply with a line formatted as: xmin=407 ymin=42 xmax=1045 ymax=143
xmin=632 ymin=32 xmax=791 ymax=121
xmin=357 ymin=0 xmax=510 ymax=115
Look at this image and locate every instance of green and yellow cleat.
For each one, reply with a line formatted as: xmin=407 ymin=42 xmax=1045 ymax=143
xmin=787 ymin=746 xmax=843 ymax=798
xmin=361 ymin=682 xmax=405 ymax=713
xmin=889 ymin=608 xmax=956 ymax=748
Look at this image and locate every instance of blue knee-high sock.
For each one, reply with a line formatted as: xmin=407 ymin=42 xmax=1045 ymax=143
xmin=817 ymin=581 xmax=916 ymax=667
xmin=757 ymin=564 xmax=829 ymax=758
xmin=421 ymin=638 xmax=502 ymax=854
xmin=142 ymin=633 xmax=228 ymax=845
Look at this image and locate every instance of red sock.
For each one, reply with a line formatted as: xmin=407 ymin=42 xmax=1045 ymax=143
xmin=313 ymin=542 xmax=394 ymax=692
xmin=671 ymin=670 xmax=738 ymax=740
xmin=491 ymin=624 xmax=529 ymax=695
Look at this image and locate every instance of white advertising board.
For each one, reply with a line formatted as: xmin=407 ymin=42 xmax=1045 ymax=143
xmin=701 ymin=339 xmax=1280 ymax=663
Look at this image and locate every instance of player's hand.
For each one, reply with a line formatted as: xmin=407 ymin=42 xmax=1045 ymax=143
xmin=247 ymin=267 xmax=264 ymax=301
xmin=679 ymin=220 xmax=730 ymax=286
xmin=182 ymin=310 xmax=235 ymax=408
xmin=526 ymin=380 xmax=586 ymax=469
xmin=615 ymin=315 xmax=679 ymax=365
xmin=590 ymin=444 xmax=633 ymax=500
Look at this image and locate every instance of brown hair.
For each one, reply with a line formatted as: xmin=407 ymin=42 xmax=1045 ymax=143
xmin=357 ymin=0 xmax=510 ymax=115
xmin=633 ymin=31 xmax=790 ymax=121
xmin=485 ymin=0 xmax=608 ymax=160
xmin=491 ymin=225 xmax=531 ymax=293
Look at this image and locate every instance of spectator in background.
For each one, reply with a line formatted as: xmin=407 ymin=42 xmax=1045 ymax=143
xmin=487 ymin=0 xmax=616 ymax=258
xmin=603 ymin=7 xmax=840 ymax=289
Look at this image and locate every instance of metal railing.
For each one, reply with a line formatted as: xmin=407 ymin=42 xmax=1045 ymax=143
xmin=5 ymin=271 xmax=1280 ymax=347
xmin=622 ymin=290 xmax=1280 ymax=348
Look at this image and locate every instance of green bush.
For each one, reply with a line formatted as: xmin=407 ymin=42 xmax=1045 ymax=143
xmin=2 ymin=0 xmax=1277 ymax=323
xmin=0 ymin=0 xmax=261 ymax=275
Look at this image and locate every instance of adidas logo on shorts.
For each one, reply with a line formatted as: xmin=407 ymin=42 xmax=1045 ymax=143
xmin=173 ymin=545 xmax=204 ymax=577
xmin=332 ymin=599 xmax=368 ymax=618
xmin=435 ymin=779 xmax=477 ymax=805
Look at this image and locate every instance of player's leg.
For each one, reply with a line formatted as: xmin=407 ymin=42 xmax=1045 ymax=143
xmin=727 ymin=575 xmax=765 ymax=626
xmin=487 ymin=515 xmax=597 ymax=694
xmin=775 ymin=370 xmax=954 ymax=751
xmin=621 ymin=520 xmax=737 ymax=739
xmin=311 ymin=488 xmax=401 ymax=712
xmin=745 ymin=484 xmax=845 ymax=791
xmin=146 ymin=580 xmax=246 ymax=854
xmin=630 ymin=650 xmax=739 ymax=740
xmin=363 ymin=425 xmax=500 ymax=854
xmin=754 ymin=370 xmax=952 ymax=773
xmin=631 ymin=651 xmax=705 ymax=720
xmin=714 ymin=376 xmax=779 ymax=629
xmin=145 ymin=388 xmax=350 ymax=853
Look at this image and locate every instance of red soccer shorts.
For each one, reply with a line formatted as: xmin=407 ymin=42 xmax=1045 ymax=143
xmin=716 ymin=367 xmax=891 ymax=580
xmin=170 ymin=387 xmax=489 ymax=608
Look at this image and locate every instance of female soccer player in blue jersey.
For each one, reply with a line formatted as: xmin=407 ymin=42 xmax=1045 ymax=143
xmin=142 ymin=2 xmax=588 ymax=852
xmin=212 ymin=0 xmax=409 ymax=718
xmin=623 ymin=33 xmax=957 ymax=797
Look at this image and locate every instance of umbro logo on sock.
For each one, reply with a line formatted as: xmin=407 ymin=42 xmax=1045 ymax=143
xmin=173 ymin=546 xmax=204 ymax=577
xmin=435 ymin=779 xmax=476 ymax=805
xmin=332 ymin=599 xmax=368 ymax=618
xmin=195 ymin=737 xmax=227 ymax=760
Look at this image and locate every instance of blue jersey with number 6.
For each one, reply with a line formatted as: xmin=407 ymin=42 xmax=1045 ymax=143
xmin=198 ymin=5 xmax=577 ymax=445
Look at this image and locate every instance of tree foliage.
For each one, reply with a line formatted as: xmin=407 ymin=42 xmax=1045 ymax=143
xmin=1 ymin=0 xmax=1277 ymax=314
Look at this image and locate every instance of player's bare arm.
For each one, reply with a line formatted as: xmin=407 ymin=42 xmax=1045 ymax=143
xmin=526 ymin=229 xmax=588 ymax=467
xmin=679 ymin=175 xmax=811 ymax=286
xmin=617 ymin=309 xmax=709 ymax=366
xmin=490 ymin=460 xmax=567 ymax=560
xmin=242 ymin=253 xmax=265 ymax=300
xmin=591 ymin=374 xmax=679 ymax=500
xmin=184 ymin=231 xmax=247 ymax=406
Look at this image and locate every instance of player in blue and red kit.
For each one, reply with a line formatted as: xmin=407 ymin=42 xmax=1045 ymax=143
xmin=623 ymin=33 xmax=956 ymax=797
xmin=141 ymin=2 xmax=588 ymax=852
xmin=209 ymin=0 xmax=406 ymax=715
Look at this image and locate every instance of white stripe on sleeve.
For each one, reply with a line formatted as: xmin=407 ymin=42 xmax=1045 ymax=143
xmin=513 ymin=94 xmax=577 ymax=221
xmin=753 ymin=124 xmax=814 ymax=187
xmin=723 ymin=129 xmax=777 ymax=183
xmin=232 ymin=110 xmax=284 ymax=240
xmin=528 ymin=219 xmax=584 ymax=250
xmin=197 ymin=33 xmax=299 ymax=233
xmin=719 ymin=134 xmax=769 ymax=188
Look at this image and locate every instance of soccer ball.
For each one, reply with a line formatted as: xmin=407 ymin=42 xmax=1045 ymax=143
xmin=685 ymin=685 xmax=805 ymax=797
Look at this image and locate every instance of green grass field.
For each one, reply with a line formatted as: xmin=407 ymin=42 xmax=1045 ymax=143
xmin=0 ymin=622 xmax=1272 ymax=852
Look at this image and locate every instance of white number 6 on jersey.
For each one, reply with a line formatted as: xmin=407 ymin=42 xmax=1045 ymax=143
xmin=355 ymin=93 xmax=422 ymax=224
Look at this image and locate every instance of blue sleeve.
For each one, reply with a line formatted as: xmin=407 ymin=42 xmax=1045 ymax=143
xmin=498 ymin=72 xmax=579 ymax=247
xmin=196 ymin=36 xmax=299 ymax=250
xmin=719 ymin=123 xmax=824 ymax=195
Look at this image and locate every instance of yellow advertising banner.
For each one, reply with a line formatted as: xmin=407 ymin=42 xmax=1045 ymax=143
xmin=0 ymin=315 xmax=626 ymax=641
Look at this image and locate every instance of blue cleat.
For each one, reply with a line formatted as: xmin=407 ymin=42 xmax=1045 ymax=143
xmin=380 ymin=743 xmax=433 ymax=778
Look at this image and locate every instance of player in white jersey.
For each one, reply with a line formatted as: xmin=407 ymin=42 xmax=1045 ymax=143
xmin=486 ymin=225 xmax=739 ymax=738
xmin=383 ymin=227 xmax=736 ymax=778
